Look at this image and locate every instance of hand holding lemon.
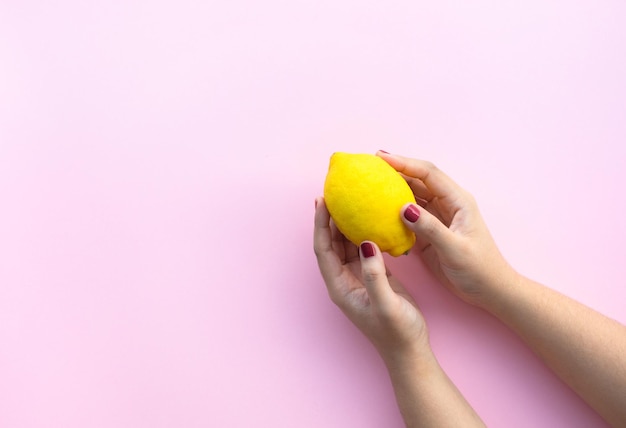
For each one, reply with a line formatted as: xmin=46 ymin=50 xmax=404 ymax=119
xmin=323 ymin=152 xmax=417 ymax=256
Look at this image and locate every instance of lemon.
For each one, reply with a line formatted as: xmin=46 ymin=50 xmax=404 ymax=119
xmin=323 ymin=152 xmax=416 ymax=256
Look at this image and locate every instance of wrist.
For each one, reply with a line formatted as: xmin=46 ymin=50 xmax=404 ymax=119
xmin=380 ymin=339 xmax=436 ymax=376
xmin=473 ymin=267 xmax=525 ymax=314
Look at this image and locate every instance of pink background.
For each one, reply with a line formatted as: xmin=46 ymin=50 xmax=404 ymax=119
xmin=1 ymin=0 xmax=625 ymax=427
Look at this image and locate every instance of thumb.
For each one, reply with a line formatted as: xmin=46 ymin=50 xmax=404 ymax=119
xmin=401 ymin=203 xmax=456 ymax=252
xmin=359 ymin=241 xmax=394 ymax=310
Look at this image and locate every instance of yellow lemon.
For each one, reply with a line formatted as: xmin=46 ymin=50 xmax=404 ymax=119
xmin=323 ymin=152 xmax=416 ymax=256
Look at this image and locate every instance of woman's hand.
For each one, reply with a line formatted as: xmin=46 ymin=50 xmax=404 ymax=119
xmin=376 ymin=152 xmax=626 ymax=426
xmin=378 ymin=151 xmax=519 ymax=308
xmin=313 ymin=197 xmax=429 ymax=365
xmin=314 ymin=195 xmax=486 ymax=427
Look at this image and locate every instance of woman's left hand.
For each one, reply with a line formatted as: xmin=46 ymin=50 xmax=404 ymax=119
xmin=313 ymin=197 xmax=429 ymax=365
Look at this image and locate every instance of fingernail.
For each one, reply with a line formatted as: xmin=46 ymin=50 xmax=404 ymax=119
xmin=360 ymin=242 xmax=376 ymax=258
xmin=314 ymin=198 xmax=318 ymax=209
xmin=379 ymin=150 xmax=389 ymax=154
xmin=404 ymin=205 xmax=420 ymax=223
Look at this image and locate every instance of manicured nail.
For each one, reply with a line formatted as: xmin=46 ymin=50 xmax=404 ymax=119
xmin=314 ymin=198 xmax=318 ymax=209
xmin=360 ymin=242 xmax=376 ymax=258
xmin=379 ymin=150 xmax=389 ymax=154
xmin=404 ymin=205 xmax=420 ymax=223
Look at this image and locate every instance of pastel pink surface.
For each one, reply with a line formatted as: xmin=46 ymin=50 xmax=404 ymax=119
xmin=1 ymin=1 xmax=625 ymax=427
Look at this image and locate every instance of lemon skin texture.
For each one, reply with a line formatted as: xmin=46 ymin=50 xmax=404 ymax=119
xmin=323 ymin=152 xmax=417 ymax=257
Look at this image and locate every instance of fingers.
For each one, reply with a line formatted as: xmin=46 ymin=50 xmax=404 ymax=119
xmin=313 ymin=197 xmax=343 ymax=281
xmin=329 ymin=218 xmax=359 ymax=264
xmin=316 ymin=198 xmax=391 ymax=311
xmin=401 ymin=203 xmax=458 ymax=254
xmin=377 ymin=151 xmax=465 ymax=202
xmin=359 ymin=241 xmax=395 ymax=310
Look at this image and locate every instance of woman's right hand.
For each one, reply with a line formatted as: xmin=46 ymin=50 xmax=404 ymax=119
xmin=379 ymin=151 xmax=626 ymax=427
xmin=377 ymin=151 xmax=519 ymax=308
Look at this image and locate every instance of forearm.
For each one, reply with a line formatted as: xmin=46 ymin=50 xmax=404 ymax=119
xmin=383 ymin=349 xmax=485 ymax=428
xmin=483 ymin=273 xmax=626 ymax=426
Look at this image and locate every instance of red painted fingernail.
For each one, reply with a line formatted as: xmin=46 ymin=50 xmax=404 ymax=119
xmin=404 ymin=205 xmax=420 ymax=222
xmin=360 ymin=242 xmax=376 ymax=258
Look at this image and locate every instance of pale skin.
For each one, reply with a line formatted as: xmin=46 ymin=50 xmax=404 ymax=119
xmin=313 ymin=151 xmax=626 ymax=427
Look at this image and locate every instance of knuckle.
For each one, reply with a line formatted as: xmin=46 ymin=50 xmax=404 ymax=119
xmin=313 ymin=243 xmax=322 ymax=257
xmin=422 ymin=160 xmax=438 ymax=171
xmin=362 ymin=267 xmax=383 ymax=285
xmin=462 ymin=191 xmax=478 ymax=207
xmin=313 ymin=240 xmax=329 ymax=258
xmin=420 ymin=217 xmax=439 ymax=238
